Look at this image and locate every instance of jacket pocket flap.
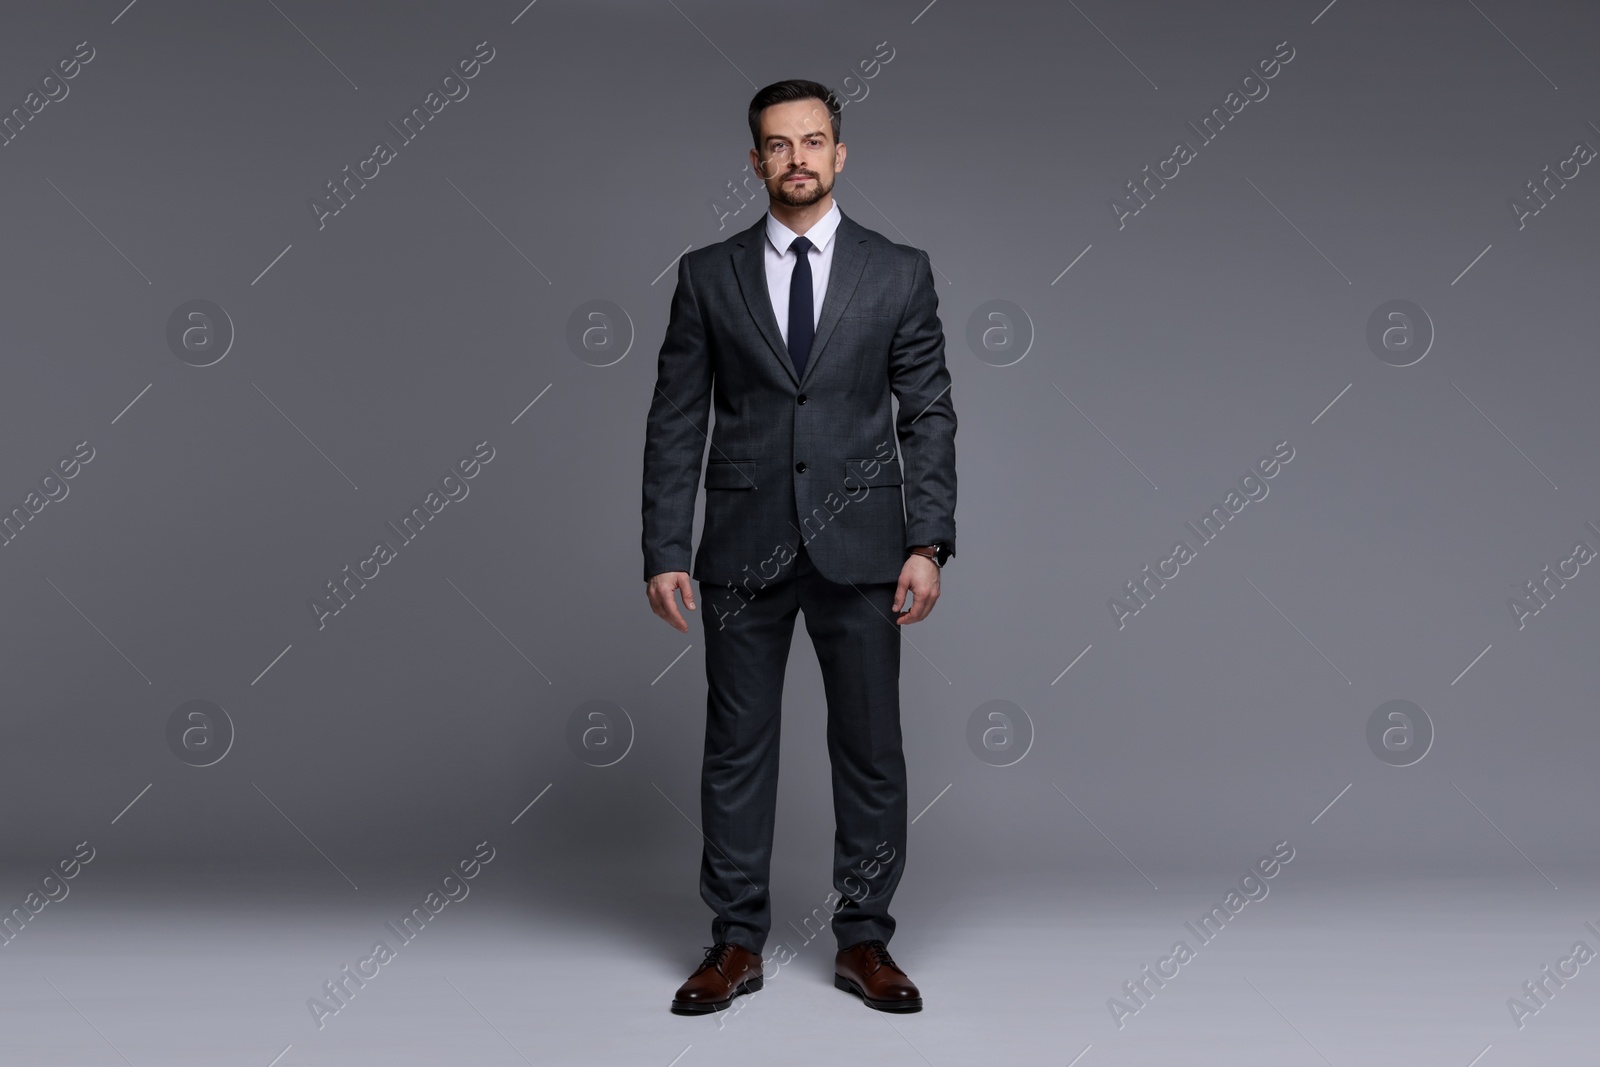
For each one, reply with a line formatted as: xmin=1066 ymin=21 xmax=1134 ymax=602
xmin=704 ymin=458 xmax=759 ymax=489
xmin=843 ymin=457 xmax=902 ymax=487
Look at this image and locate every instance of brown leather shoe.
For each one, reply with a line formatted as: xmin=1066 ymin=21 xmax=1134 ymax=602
xmin=834 ymin=939 xmax=922 ymax=1012
xmin=670 ymin=942 xmax=764 ymax=1015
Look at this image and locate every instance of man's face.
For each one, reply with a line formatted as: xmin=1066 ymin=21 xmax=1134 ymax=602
xmin=751 ymin=98 xmax=845 ymax=208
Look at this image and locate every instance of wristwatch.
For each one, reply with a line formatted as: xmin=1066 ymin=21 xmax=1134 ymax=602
xmin=908 ymin=543 xmax=952 ymax=568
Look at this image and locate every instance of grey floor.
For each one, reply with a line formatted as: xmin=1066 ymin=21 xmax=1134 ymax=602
xmin=4 ymin=861 xmax=1597 ymax=1066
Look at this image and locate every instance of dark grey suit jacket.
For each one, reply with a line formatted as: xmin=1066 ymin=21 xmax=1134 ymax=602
xmin=642 ymin=209 xmax=956 ymax=587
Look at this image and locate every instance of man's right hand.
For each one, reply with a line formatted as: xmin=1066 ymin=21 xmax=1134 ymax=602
xmin=647 ymin=571 xmax=696 ymax=632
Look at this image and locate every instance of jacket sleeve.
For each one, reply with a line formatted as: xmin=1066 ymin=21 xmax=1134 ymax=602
xmin=888 ymin=250 xmax=957 ymax=555
xmin=641 ymin=253 xmax=713 ymax=581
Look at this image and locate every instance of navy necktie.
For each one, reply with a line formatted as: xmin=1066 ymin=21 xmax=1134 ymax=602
xmin=787 ymin=235 xmax=814 ymax=380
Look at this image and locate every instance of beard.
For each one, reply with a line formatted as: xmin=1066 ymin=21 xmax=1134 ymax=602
xmin=771 ymin=171 xmax=832 ymax=207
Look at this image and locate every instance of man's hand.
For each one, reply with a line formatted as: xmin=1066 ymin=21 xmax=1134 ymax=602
xmin=893 ymin=555 xmax=941 ymax=624
xmin=647 ymin=571 xmax=696 ymax=632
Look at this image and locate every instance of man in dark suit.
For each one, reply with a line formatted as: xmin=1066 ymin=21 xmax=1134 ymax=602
xmin=642 ymin=78 xmax=956 ymax=1016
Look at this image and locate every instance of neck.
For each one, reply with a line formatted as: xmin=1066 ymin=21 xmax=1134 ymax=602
xmin=768 ymin=193 xmax=833 ymax=235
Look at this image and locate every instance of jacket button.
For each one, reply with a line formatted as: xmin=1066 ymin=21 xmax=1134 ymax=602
xmin=795 ymin=462 xmax=807 ymax=473
xmin=797 ymin=393 xmax=808 ymax=405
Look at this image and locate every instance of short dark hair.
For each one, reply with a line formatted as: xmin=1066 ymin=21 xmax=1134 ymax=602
xmin=748 ymin=79 xmax=841 ymax=151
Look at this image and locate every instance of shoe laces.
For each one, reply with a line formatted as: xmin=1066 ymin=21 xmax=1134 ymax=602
xmin=861 ymin=939 xmax=895 ymax=969
xmin=700 ymin=942 xmax=737 ymax=972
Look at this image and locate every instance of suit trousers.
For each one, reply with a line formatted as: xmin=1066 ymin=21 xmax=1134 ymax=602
xmin=695 ymin=541 xmax=908 ymax=955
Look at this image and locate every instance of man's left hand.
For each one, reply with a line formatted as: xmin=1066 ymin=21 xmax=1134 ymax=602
xmin=893 ymin=554 xmax=941 ymax=624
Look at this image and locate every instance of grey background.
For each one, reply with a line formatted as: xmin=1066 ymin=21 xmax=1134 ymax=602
xmin=2 ymin=0 xmax=1598 ymax=1062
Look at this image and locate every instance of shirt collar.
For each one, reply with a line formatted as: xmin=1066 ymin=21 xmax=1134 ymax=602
xmin=765 ymin=200 xmax=842 ymax=257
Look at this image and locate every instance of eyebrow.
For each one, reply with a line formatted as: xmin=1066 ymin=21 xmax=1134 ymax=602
xmin=766 ymin=130 xmax=828 ymax=145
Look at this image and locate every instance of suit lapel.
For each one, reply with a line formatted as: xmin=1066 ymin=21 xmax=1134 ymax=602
xmin=804 ymin=213 xmax=868 ymax=388
xmin=731 ymin=209 xmax=871 ymax=389
xmin=732 ymin=215 xmax=793 ymax=385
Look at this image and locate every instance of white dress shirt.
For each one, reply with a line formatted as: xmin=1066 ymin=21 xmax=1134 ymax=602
xmin=764 ymin=200 xmax=842 ymax=345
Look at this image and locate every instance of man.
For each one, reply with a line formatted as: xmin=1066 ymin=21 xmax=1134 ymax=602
xmin=642 ymin=78 xmax=956 ymax=1016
